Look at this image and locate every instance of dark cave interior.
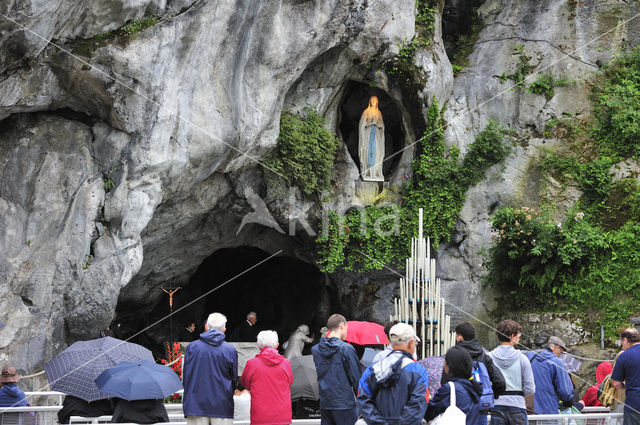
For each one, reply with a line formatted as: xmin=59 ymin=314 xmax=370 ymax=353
xmin=115 ymin=247 xmax=328 ymax=358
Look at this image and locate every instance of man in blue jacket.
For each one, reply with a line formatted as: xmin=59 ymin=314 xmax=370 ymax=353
xmin=183 ymin=312 xmax=238 ymax=425
xmin=312 ymin=314 xmax=362 ymax=425
xmin=0 ymin=366 xmax=27 ymax=407
xmin=357 ymin=323 xmax=429 ymax=425
xmin=525 ymin=336 xmax=573 ymax=414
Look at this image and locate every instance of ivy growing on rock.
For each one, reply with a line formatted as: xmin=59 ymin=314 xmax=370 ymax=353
xmin=591 ymin=46 xmax=640 ymax=158
xmin=264 ymin=108 xmax=340 ymax=198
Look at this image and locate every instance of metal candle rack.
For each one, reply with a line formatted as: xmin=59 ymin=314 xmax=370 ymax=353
xmin=392 ymin=208 xmax=456 ymax=359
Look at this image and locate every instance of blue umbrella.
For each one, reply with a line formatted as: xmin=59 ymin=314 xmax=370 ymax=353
xmin=45 ymin=337 xmax=154 ymax=401
xmin=95 ymin=361 xmax=183 ymax=400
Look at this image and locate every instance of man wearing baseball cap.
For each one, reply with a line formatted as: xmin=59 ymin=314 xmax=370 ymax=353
xmin=0 ymin=366 xmax=27 ymax=407
xmin=357 ymin=323 xmax=429 ymax=425
xmin=525 ymin=336 xmax=574 ymax=414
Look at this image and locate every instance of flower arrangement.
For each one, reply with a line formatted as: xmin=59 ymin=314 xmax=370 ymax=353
xmin=160 ymin=342 xmax=184 ymax=402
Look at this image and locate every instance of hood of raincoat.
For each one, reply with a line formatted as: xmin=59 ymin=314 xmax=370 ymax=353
xmin=255 ymin=347 xmax=285 ymax=366
xmin=316 ymin=337 xmax=342 ymax=358
xmin=456 ymin=339 xmax=485 ymax=360
xmin=596 ymin=361 xmax=613 ymax=384
xmin=372 ymin=350 xmax=411 ymax=387
xmin=199 ymin=329 xmax=226 ymax=347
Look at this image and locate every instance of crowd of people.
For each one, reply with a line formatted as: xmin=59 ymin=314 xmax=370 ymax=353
xmin=1 ymin=313 xmax=639 ymax=425
xmin=180 ymin=313 xmax=640 ymax=425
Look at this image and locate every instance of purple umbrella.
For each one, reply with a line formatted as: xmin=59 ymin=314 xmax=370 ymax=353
xmin=45 ymin=337 xmax=154 ymax=401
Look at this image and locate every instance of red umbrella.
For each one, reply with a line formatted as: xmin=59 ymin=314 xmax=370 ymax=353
xmin=344 ymin=321 xmax=388 ymax=345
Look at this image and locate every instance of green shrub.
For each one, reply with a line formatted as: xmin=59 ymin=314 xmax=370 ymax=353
xmin=541 ymin=153 xmax=613 ymax=210
xmin=484 ymin=206 xmax=640 ymax=336
xmin=591 ymin=46 xmax=640 ymax=158
xmin=528 ymin=74 xmax=573 ymax=99
xmin=264 ymin=109 xmax=340 ymax=197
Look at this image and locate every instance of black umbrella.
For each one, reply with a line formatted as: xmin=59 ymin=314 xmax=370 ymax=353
xmin=290 ymin=355 xmax=319 ymax=401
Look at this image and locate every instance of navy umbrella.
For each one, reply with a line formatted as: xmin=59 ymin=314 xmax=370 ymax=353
xmin=95 ymin=360 xmax=183 ymax=401
xmin=45 ymin=337 xmax=154 ymax=401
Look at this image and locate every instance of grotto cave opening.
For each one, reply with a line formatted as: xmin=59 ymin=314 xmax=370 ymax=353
xmin=115 ymin=246 xmax=330 ymax=358
xmin=338 ymin=81 xmax=405 ymax=179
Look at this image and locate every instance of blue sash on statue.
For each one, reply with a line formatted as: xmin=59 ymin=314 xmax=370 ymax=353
xmin=368 ymin=124 xmax=376 ymax=168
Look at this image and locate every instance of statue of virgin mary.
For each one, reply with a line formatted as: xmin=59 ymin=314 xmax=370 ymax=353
xmin=358 ymin=96 xmax=385 ymax=181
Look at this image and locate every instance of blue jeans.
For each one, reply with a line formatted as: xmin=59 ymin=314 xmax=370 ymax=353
xmin=490 ymin=405 xmax=528 ymax=425
xmin=624 ymin=408 xmax=640 ymax=425
xmin=320 ymin=408 xmax=358 ymax=425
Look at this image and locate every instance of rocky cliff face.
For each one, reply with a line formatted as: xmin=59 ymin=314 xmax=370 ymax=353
xmin=1 ymin=0 xmax=639 ymax=371
xmin=437 ymin=0 xmax=640 ymax=332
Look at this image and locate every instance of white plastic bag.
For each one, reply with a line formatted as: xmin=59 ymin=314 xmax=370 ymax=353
xmin=429 ymin=381 xmax=467 ymax=425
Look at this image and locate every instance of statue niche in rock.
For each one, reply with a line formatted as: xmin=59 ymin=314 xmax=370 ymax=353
xmin=358 ymin=96 xmax=385 ymax=182
xmin=284 ymin=324 xmax=314 ymax=359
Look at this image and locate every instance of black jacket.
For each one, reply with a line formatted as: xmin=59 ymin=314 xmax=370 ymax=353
xmin=236 ymin=321 xmax=259 ymax=342
xmin=57 ymin=396 xmax=113 ymax=424
xmin=111 ymin=398 xmax=169 ymax=424
xmin=441 ymin=339 xmax=506 ymax=397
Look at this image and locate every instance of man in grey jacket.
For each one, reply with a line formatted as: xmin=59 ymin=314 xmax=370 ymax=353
xmin=489 ymin=319 xmax=536 ymax=425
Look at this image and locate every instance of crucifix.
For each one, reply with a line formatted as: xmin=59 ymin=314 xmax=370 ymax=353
xmin=162 ymin=286 xmax=182 ymax=311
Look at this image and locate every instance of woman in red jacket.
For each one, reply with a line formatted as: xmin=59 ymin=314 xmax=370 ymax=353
xmin=241 ymin=330 xmax=293 ymax=425
xmin=580 ymin=361 xmax=613 ymax=407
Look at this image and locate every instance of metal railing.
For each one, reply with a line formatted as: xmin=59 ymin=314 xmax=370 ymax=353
xmin=0 ymin=399 xmax=626 ymax=425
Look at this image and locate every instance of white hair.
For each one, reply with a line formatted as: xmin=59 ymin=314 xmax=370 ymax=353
xmin=206 ymin=312 xmax=227 ymax=331
xmin=257 ymin=330 xmax=278 ymax=349
xmin=247 ymin=311 xmax=257 ymax=320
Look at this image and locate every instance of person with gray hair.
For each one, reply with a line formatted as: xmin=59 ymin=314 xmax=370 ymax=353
xmin=236 ymin=311 xmax=259 ymax=342
xmin=284 ymin=324 xmax=314 ymax=359
xmin=358 ymin=323 xmax=430 ymax=424
xmin=524 ymin=335 xmax=573 ymax=415
xmin=241 ymin=330 xmax=293 ymax=425
xmin=183 ymin=312 xmax=238 ymax=425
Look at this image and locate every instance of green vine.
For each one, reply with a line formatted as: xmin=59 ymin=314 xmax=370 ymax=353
xmin=264 ymin=108 xmax=340 ymax=198
xmin=498 ymin=45 xmax=533 ymax=89
xmin=528 ymin=74 xmax=573 ymax=99
xmin=591 ymin=46 xmax=640 ymax=158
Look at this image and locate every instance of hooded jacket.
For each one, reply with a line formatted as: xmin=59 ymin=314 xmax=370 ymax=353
xmin=357 ymin=350 xmax=430 ymax=425
xmin=489 ymin=345 xmax=535 ymax=410
xmin=311 ymin=337 xmax=362 ymax=410
xmin=111 ymin=398 xmax=169 ymax=424
xmin=441 ymin=339 xmax=506 ymax=397
xmin=425 ymin=377 xmax=483 ymax=425
xmin=0 ymin=383 xmax=27 ymax=407
xmin=183 ymin=329 xmax=238 ymax=418
xmin=241 ymin=347 xmax=293 ymax=425
xmin=581 ymin=361 xmax=613 ymax=406
xmin=525 ymin=349 xmax=574 ymax=414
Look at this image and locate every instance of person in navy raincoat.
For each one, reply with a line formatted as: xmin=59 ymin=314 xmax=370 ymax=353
xmin=524 ymin=336 xmax=573 ymax=414
xmin=312 ymin=314 xmax=362 ymax=425
xmin=0 ymin=366 xmax=27 ymax=407
xmin=357 ymin=323 xmax=430 ymax=425
xmin=183 ymin=312 xmax=238 ymax=425
xmin=425 ymin=346 xmax=483 ymax=425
